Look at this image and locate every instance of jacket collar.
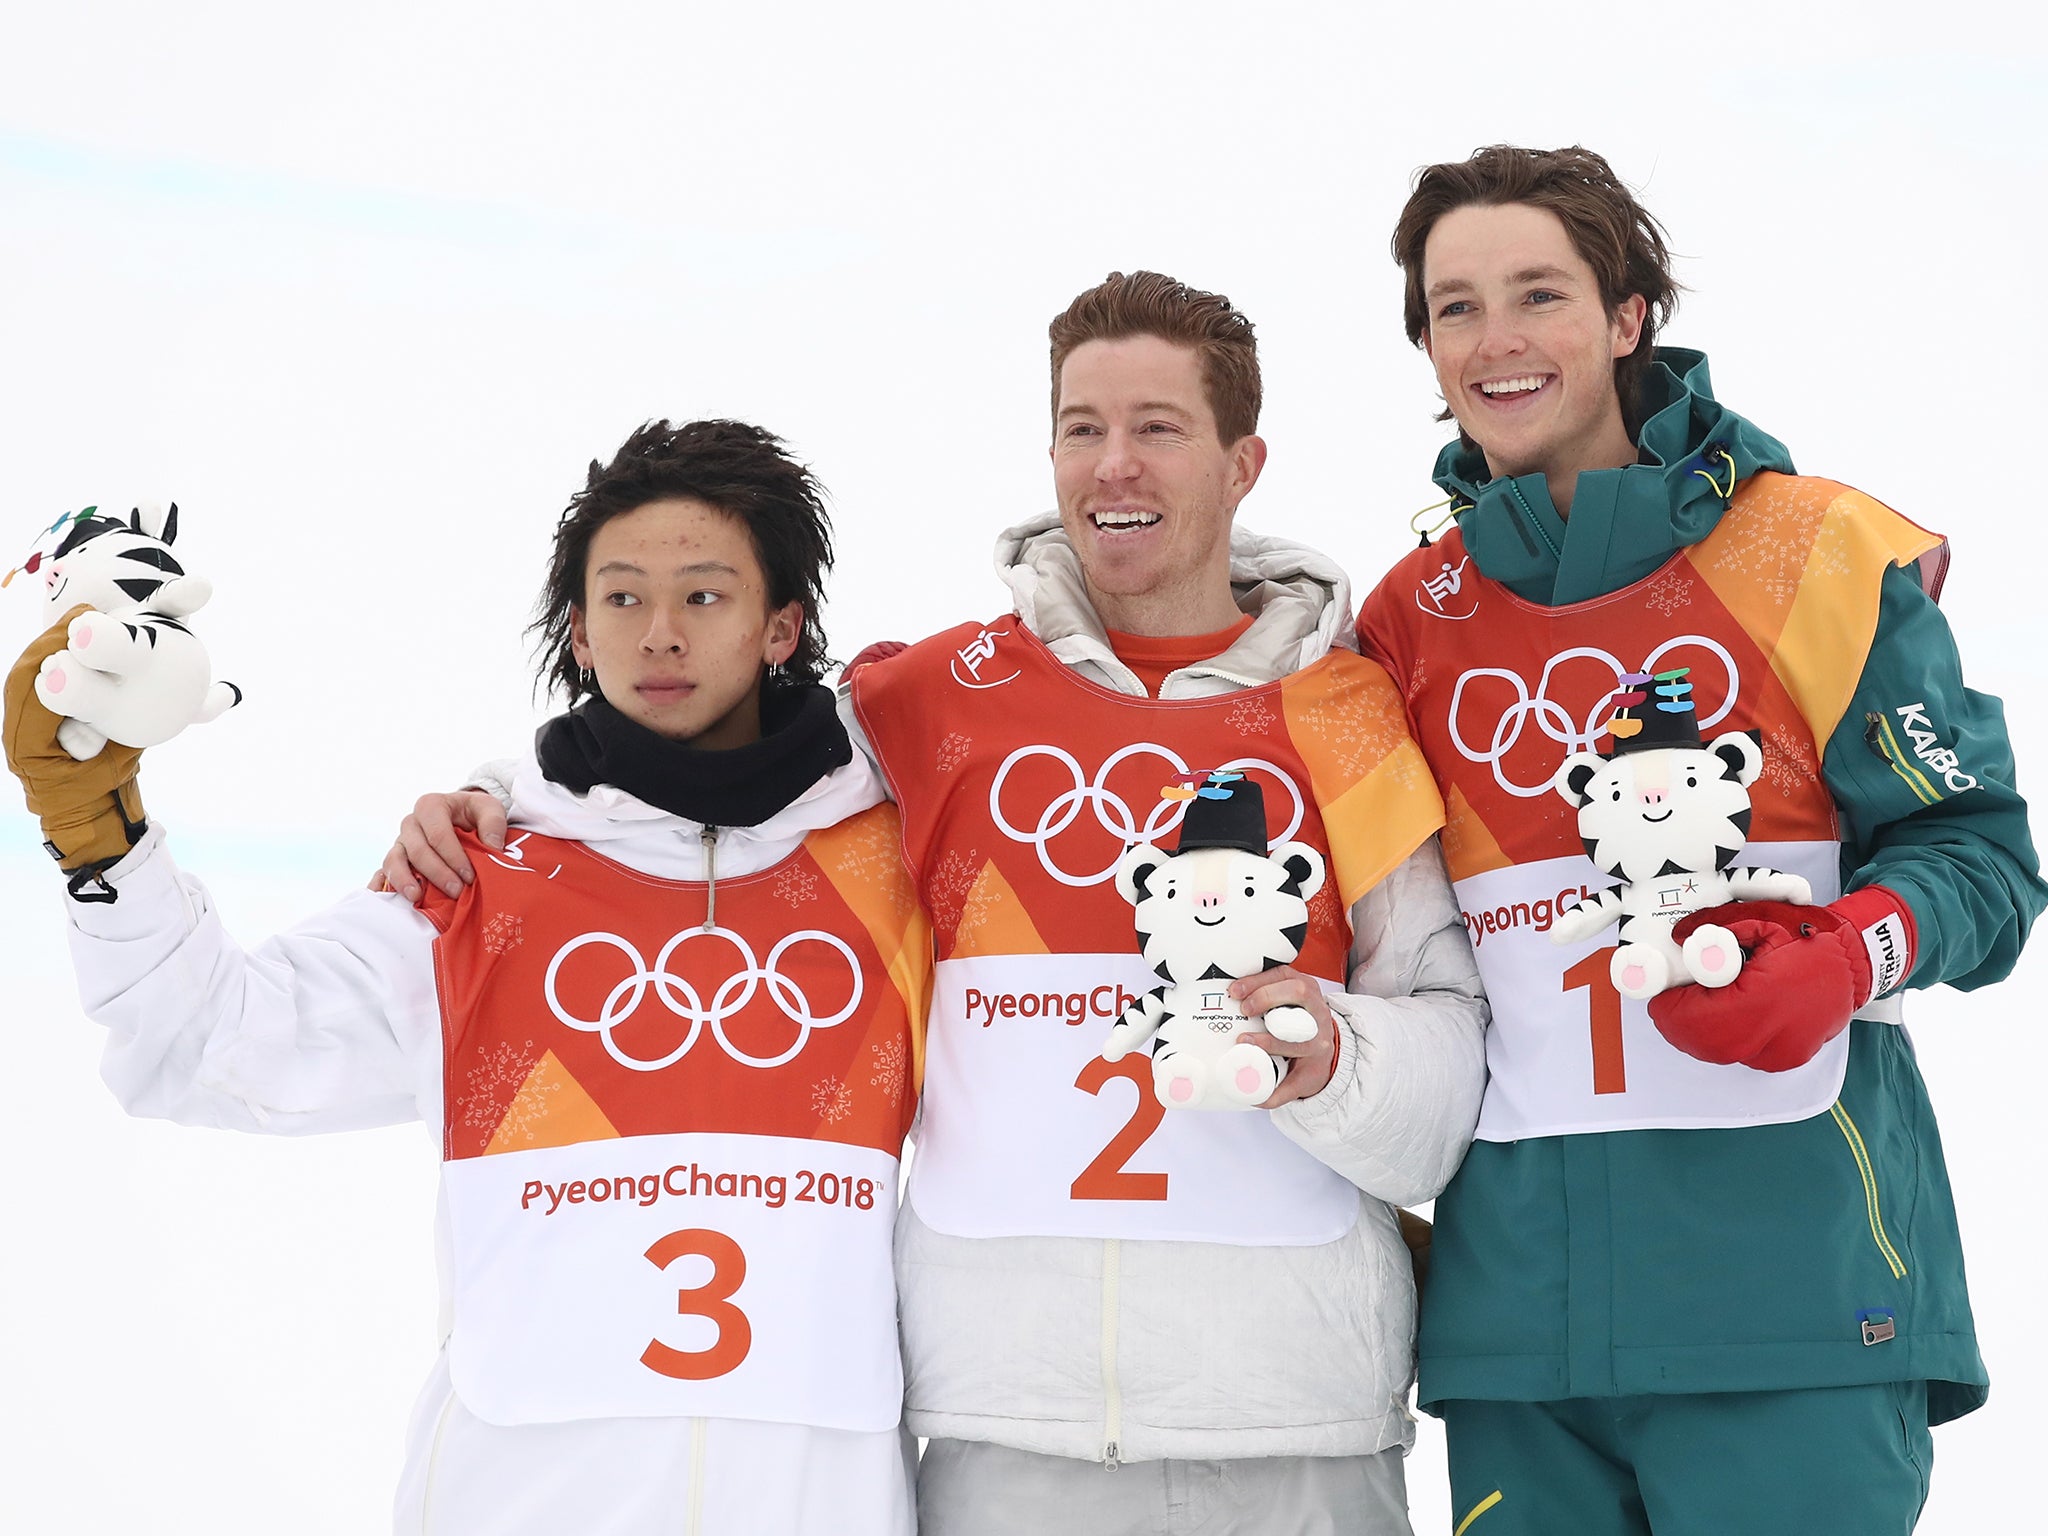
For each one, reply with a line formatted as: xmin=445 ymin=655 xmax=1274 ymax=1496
xmin=1433 ymin=348 xmax=1796 ymax=605
xmin=991 ymin=512 xmax=1356 ymax=694
xmin=501 ymin=750 xmax=884 ymax=879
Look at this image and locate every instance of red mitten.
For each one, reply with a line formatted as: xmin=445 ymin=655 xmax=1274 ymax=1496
xmin=843 ymin=639 xmax=908 ymax=677
xmin=1648 ymin=886 xmax=1916 ymax=1073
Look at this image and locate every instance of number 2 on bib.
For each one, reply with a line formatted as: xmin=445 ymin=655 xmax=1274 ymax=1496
xmin=641 ymin=1228 xmax=753 ymax=1380
xmin=1070 ymin=1054 xmax=1169 ymax=1201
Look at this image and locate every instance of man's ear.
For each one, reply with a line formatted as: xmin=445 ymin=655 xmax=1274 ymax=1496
xmin=1611 ymin=293 xmax=1648 ymax=360
xmin=766 ymin=601 xmax=803 ymax=667
xmin=569 ymin=606 xmax=592 ymax=671
xmin=1227 ymin=434 xmax=1268 ymax=509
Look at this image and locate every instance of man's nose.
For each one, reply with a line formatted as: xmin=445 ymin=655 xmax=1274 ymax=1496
xmin=1476 ymin=309 xmax=1526 ymax=358
xmin=641 ymin=609 xmax=688 ymax=652
xmin=1095 ymin=428 xmax=1142 ymax=480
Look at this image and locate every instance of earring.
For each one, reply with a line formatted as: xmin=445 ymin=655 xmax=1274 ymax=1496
xmin=768 ymin=661 xmax=786 ymax=682
xmin=578 ymin=666 xmax=595 ymax=691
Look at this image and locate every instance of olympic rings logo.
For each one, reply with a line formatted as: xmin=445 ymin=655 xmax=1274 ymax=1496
xmin=988 ymin=743 xmax=1304 ymax=886
xmin=543 ymin=924 xmax=863 ymax=1072
xmin=1447 ymin=638 xmax=1741 ymax=798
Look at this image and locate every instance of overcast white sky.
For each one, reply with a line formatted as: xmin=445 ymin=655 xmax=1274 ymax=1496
xmin=3 ymin=4 xmax=2044 ymax=1532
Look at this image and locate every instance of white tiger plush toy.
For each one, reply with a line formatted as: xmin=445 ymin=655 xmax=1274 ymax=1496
xmin=1102 ymin=771 xmax=1326 ymax=1110
xmin=19 ymin=503 xmax=241 ymax=760
xmin=1549 ymin=667 xmax=1810 ymax=1000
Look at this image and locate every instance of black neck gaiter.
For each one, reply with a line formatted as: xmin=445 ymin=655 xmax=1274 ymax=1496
xmin=534 ymin=681 xmax=852 ymax=829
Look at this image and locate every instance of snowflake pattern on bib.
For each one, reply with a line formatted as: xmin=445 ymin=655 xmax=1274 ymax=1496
xmin=1227 ymin=696 xmax=1276 ymax=736
xmin=774 ymin=864 xmax=819 ymax=907
xmin=461 ymin=1039 xmax=553 ymax=1142
xmin=1644 ymin=571 xmax=1694 ymax=617
xmin=481 ymin=912 xmax=525 ymax=956
xmin=811 ymin=1075 xmax=854 ymax=1124
xmin=869 ymin=1038 xmax=907 ymax=1106
xmin=928 ymin=847 xmax=981 ymax=932
xmin=936 ymin=731 xmax=973 ymax=772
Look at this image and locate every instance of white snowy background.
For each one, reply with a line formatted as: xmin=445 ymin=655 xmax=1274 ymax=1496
xmin=2 ymin=3 xmax=2042 ymax=1531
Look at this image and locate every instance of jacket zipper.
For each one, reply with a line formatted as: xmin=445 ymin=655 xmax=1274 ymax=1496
xmin=687 ymin=1417 xmax=708 ymax=1536
xmin=1830 ymin=1100 xmax=1908 ymax=1279
xmin=417 ymin=1388 xmax=458 ymax=1534
xmin=701 ymin=827 xmax=719 ymax=929
xmin=1100 ymin=1238 xmax=1123 ymax=1468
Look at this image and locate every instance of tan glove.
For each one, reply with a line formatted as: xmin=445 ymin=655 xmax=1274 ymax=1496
xmin=4 ymin=605 xmax=147 ymax=899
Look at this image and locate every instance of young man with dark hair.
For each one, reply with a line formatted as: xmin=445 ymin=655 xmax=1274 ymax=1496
xmin=1357 ymin=144 xmax=2045 ymax=1534
xmin=8 ymin=420 xmax=928 ymax=1534
xmin=389 ymin=271 xmax=1490 ymax=1535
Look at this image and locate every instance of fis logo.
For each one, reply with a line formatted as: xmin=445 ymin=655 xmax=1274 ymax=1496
xmin=1416 ymin=556 xmax=1479 ymax=621
xmin=1866 ymin=703 xmax=1978 ymax=800
xmin=950 ymin=626 xmax=1021 ymax=689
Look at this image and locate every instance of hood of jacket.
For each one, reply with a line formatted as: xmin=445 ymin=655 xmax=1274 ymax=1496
xmin=991 ymin=512 xmax=1356 ymax=692
xmin=1432 ymin=347 xmax=1796 ymax=605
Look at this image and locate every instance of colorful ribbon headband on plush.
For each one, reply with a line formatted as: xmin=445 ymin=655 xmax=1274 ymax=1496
xmin=1160 ymin=767 xmax=1245 ymax=803
xmin=1 ymin=506 xmax=99 ymax=589
xmin=1603 ymin=666 xmax=1694 ymax=741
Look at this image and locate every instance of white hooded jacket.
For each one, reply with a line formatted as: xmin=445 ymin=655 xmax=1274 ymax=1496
xmin=63 ymin=753 xmax=916 ymax=1536
xmin=844 ymin=515 xmax=1490 ymax=1464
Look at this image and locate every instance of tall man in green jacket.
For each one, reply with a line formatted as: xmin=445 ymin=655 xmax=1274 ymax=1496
xmin=1355 ymin=144 xmax=2045 ymax=1535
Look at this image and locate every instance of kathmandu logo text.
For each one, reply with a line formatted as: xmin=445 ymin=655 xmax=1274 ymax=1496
xmin=1894 ymin=703 xmax=1978 ymax=793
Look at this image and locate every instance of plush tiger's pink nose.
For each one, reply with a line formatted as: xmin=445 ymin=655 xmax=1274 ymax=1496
xmin=1639 ymin=789 xmax=1666 ymax=807
xmin=1196 ymin=891 xmax=1223 ymax=910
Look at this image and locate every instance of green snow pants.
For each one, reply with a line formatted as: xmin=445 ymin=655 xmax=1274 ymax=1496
xmin=1440 ymin=1382 xmax=1933 ymax=1536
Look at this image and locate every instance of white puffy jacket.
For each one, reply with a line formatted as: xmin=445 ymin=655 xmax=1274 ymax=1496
xmin=63 ymin=754 xmax=916 ymax=1536
xmin=846 ymin=514 xmax=1490 ymax=1464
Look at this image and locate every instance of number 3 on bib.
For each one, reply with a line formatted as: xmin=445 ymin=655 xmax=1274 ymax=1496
xmin=1070 ymin=1054 xmax=1169 ymax=1201
xmin=641 ymin=1228 xmax=753 ymax=1380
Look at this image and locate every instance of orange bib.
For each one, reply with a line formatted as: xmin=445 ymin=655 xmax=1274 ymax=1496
xmin=1361 ymin=474 xmax=1942 ymax=1137
xmin=854 ymin=619 xmax=1441 ymax=1242
xmin=424 ymin=811 xmax=928 ymax=1428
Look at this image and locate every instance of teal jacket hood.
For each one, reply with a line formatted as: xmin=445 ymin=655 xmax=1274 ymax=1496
xmin=1433 ymin=348 xmax=1796 ymax=605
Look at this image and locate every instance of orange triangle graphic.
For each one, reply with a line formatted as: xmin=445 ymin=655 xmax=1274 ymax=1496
xmin=484 ymin=1049 xmax=620 ymax=1156
xmin=1441 ymin=781 xmax=1512 ymax=884
xmin=949 ymin=858 xmax=1050 ymax=958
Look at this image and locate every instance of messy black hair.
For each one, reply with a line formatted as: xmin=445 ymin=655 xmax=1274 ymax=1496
xmin=530 ymin=419 xmax=835 ymax=702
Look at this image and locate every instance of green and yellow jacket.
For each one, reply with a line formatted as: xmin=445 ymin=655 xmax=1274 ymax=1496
xmin=1357 ymin=348 xmax=2045 ymax=1422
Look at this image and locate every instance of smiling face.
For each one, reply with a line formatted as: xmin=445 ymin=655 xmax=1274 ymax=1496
xmin=1421 ymin=202 xmax=1646 ymax=509
xmin=569 ymin=497 xmax=800 ymax=750
xmin=1051 ymin=334 xmax=1266 ymax=636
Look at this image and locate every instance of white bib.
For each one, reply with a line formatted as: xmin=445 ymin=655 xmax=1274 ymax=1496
xmin=1463 ymin=842 xmax=1854 ymax=1139
xmin=444 ymin=1130 xmax=901 ymax=1429
xmin=907 ymin=954 xmax=1360 ymax=1244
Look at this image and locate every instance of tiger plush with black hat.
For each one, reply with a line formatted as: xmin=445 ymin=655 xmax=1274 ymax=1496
xmin=1101 ymin=769 xmax=1328 ymax=1110
xmin=1548 ymin=665 xmax=1811 ymax=1000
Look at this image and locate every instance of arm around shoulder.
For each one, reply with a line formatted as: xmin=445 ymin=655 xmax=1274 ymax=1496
xmin=1273 ymin=836 xmax=1488 ymax=1205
